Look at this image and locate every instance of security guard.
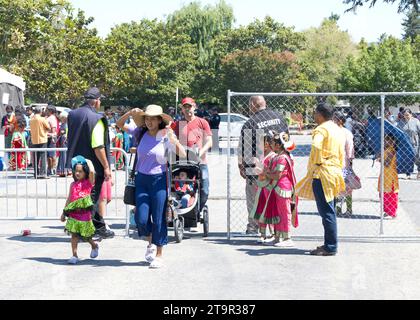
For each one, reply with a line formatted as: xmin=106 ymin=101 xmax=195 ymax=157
xmin=238 ymin=96 xmax=289 ymax=234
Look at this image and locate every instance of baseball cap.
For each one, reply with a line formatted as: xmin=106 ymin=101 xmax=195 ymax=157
xmin=84 ymin=87 xmax=105 ymax=100
xmin=181 ymin=97 xmax=196 ymax=106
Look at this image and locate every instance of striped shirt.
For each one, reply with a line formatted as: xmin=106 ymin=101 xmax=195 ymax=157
xmin=295 ymin=120 xmax=346 ymax=203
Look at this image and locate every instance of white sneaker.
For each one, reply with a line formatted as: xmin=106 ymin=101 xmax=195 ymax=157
xmin=149 ymin=257 xmax=163 ymax=269
xmin=68 ymin=256 xmax=79 ymax=265
xmin=90 ymin=245 xmax=99 ymax=259
xmin=145 ymin=244 xmax=157 ymax=263
xmin=274 ymin=239 xmax=295 ymax=248
xmin=263 ymin=237 xmax=275 ymax=244
xmin=257 ymin=236 xmax=265 ymax=244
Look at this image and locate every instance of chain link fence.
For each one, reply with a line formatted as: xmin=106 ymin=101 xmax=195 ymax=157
xmin=227 ymin=92 xmax=420 ymax=239
xmin=0 ymin=148 xmax=130 ymax=235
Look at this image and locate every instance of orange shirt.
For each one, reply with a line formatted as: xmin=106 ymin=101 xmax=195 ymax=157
xmin=30 ymin=114 xmax=50 ymax=144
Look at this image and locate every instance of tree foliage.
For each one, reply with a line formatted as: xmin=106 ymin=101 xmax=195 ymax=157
xmin=343 ymin=0 xmax=419 ymax=13
xmin=0 ymin=0 xmax=418 ymax=108
xmin=105 ymin=20 xmax=197 ymax=107
xmin=339 ymin=36 xmax=420 ymax=92
xmin=167 ymin=0 xmax=234 ymax=68
xmin=298 ymin=19 xmax=358 ymax=92
xmin=402 ymin=6 xmax=420 ymax=41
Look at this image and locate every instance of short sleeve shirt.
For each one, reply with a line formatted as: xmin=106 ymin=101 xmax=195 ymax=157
xmin=173 ymin=117 xmax=212 ymax=164
xmin=91 ymin=119 xmax=105 ymax=149
xmin=127 ymin=123 xmax=175 ymax=175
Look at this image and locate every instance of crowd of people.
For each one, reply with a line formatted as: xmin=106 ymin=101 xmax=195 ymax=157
xmin=1 ymin=90 xmax=419 ymax=265
xmin=239 ymin=97 xmax=419 ymax=257
xmin=56 ymin=88 xmax=212 ymax=268
xmin=1 ymin=101 xmax=222 ymax=176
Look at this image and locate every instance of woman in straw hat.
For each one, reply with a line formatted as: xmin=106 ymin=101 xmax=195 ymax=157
xmin=117 ymin=105 xmax=186 ymax=269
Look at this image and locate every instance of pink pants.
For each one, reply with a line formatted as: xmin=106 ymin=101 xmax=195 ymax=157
xmin=383 ymin=192 xmax=398 ymax=217
xmin=274 ymin=198 xmax=292 ymax=234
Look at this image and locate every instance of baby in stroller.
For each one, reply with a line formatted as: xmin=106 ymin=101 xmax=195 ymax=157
xmin=173 ymin=170 xmax=194 ymax=209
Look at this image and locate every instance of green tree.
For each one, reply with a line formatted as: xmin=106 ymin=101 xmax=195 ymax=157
xmin=298 ymin=18 xmax=358 ymax=92
xmin=343 ymin=0 xmax=418 ymax=13
xmin=21 ymin=10 xmax=108 ymax=107
xmin=167 ymin=0 xmax=234 ymax=68
xmin=0 ymin=0 xmax=72 ymax=67
xmin=192 ymin=17 xmax=307 ymax=104
xmin=402 ymin=6 xmax=420 ymax=41
xmin=221 ymin=47 xmax=315 ymax=95
xmin=105 ymin=20 xmax=197 ymax=107
xmin=339 ymin=36 xmax=420 ymax=92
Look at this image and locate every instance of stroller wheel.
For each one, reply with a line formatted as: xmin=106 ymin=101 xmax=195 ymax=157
xmin=174 ymin=218 xmax=184 ymax=243
xmin=202 ymin=206 xmax=209 ymax=238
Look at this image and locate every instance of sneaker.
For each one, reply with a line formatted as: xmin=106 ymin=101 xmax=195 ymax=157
xmin=149 ymin=257 xmax=163 ymax=269
xmin=274 ymin=239 xmax=295 ymax=248
xmin=257 ymin=236 xmax=266 ymax=244
xmin=145 ymin=244 xmax=157 ymax=263
xmin=68 ymin=256 xmax=79 ymax=264
xmin=263 ymin=236 xmax=276 ymax=244
xmin=245 ymin=228 xmax=259 ymax=236
xmin=96 ymin=228 xmax=115 ymax=239
xmin=90 ymin=245 xmax=99 ymax=259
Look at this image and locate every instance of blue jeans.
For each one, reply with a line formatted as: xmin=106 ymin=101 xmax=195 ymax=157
xmin=312 ymin=179 xmax=337 ymax=253
xmin=135 ymin=172 xmax=168 ymax=247
xmin=200 ymin=164 xmax=210 ymax=213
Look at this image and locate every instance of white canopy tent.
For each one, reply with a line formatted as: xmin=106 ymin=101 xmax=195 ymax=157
xmin=0 ymin=68 xmax=26 ymax=159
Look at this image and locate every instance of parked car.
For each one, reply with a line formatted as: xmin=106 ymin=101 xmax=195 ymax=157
xmin=218 ymin=113 xmax=249 ymax=142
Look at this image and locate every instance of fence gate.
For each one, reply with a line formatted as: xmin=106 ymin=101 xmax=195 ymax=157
xmin=227 ymin=91 xmax=420 ymax=240
xmin=0 ymin=147 xmax=131 ymax=236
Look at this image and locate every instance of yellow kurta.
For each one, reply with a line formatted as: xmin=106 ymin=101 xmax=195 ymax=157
xmin=295 ymin=120 xmax=346 ymax=203
xmin=378 ymin=146 xmax=399 ymax=193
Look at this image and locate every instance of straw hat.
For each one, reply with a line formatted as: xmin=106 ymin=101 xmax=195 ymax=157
xmin=132 ymin=105 xmax=173 ymax=127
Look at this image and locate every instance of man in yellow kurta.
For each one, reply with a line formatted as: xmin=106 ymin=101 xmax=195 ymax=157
xmin=296 ymin=103 xmax=345 ymax=256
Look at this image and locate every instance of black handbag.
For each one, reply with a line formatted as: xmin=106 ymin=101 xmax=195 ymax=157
xmin=124 ymin=152 xmax=137 ymax=206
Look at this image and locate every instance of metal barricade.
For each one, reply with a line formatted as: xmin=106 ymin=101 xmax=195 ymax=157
xmin=227 ymin=91 xmax=420 ymax=240
xmin=0 ymin=147 xmax=131 ymax=236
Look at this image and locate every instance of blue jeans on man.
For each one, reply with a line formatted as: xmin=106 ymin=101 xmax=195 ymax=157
xmin=199 ymin=164 xmax=209 ymax=214
xmin=312 ymin=179 xmax=337 ymax=253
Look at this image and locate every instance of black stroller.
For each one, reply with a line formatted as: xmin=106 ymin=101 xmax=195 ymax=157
xmin=167 ymin=148 xmax=209 ymax=243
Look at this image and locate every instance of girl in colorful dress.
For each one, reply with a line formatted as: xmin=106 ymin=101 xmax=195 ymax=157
xmin=260 ymin=132 xmax=299 ymax=247
xmin=378 ymin=135 xmax=399 ymax=218
xmin=60 ymin=156 xmax=99 ymax=264
xmin=9 ymin=118 xmax=28 ymax=171
xmin=251 ymin=132 xmax=277 ymax=244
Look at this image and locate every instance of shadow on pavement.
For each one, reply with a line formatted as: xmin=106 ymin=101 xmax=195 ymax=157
xmin=206 ymin=238 xmax=309 ymax=256
xmin=41 ymin=226 xmax=66 ymax=230
xmin=25 ymin=257 xmax=150 ymax=267
xmin=8 ymin=236 xmax=69 ymax=243
xmin=237 ymin=247 xmax=309 ymax=256
xmin=300 ymin=211 xmax=380 ymax=220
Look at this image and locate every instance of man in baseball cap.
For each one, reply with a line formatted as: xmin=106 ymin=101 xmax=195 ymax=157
xmin=67 ymin=86 xmax=114 ymax=239
xmin=181 ymin=97 xmax=196 ymax=107
xmin=173 ymin=97 xmax=213 ymax=230
xmin=84 ymin=87 xmax=105 ymax=100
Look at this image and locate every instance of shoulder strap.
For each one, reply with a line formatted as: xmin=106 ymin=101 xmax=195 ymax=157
xmin=130 ymin=128 xmax=147 ymax=179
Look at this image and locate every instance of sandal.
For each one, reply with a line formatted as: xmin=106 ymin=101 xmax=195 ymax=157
xmin=309 ymin=246 xmax=336 ymax=256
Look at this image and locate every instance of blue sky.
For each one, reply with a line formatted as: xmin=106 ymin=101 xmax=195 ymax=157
xmin=69 ymin=0 xmax=405 ymax=42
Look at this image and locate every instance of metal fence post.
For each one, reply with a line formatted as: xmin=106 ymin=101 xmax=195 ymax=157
xmin=227 ymin=90 xmax=232 ymax=240
xmin=379 ymin=95 xmax=385 ymax=236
